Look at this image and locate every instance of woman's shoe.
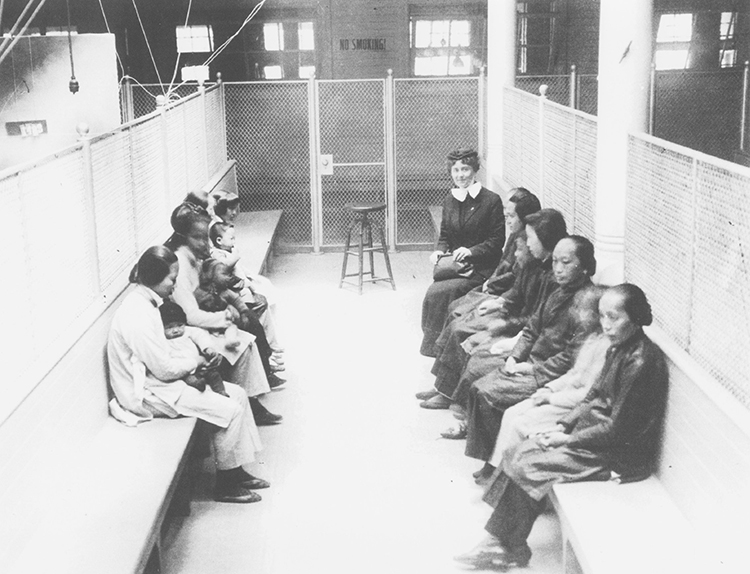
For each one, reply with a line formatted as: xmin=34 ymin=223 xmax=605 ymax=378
xmin=215 ymin=485 xmax=262 ymax=503
xmin=415 ymin=389 xmax=438 ymax=400
xmin=420 ymin=394 xmax=451 ymax=409
xmin=490 ymin=544 xmax=532 ymax=570
xmin=454 ymin=536 xmax=506 ymax=568
xmin=249 ymin=397 xmax=283 ymax=425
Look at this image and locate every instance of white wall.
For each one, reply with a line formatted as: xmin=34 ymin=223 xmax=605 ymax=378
xmin=0 ymin=34 xmax=120 ymax=171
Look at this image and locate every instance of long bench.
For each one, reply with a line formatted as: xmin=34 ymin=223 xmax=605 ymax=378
xmin=550 ymin=326 xmax=749 ymax=574
xmin=0 ymin=207 xmax=283 ymax=574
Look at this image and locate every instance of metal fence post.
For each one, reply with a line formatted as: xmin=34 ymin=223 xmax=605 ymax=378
xmin=199 ymin=83 xmax=210 ymax=179
xmin=385 ymin=69 xmax=397 ymax=252
xmin=478 ymin=66 xmax=486 ymax=160
xmin=121 ymin=77 xmax=134 ymax=124
xmin=308 ymin=72 xmax=322 ymax=253
xmin=217 ymin=73 xmax=228 ymax=161
xmin=569 ymin=64 xmax=577 ymax=110
xmin=77 ymin=123 xmax=101 ymax=293
xmin=538 ymin=85 xmax=547 ymax=203
xmin=649 ymin=63 xmax=656 ymax=135
xmin=157 ymin=97 xmax=171 ymax=211
xmin=741 ymin=61 xmax=749 ymax=153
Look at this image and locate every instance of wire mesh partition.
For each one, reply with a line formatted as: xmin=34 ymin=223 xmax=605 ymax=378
xmin=516 ymin=74 xmax=599 ymax=116
xmin=127 ymin=83 xmax=207 ymax=119
xmin=0 ymin=85 xmax=226 ymax=424
xmin=502 ymin=87 xmax=597 ymax=238
xmin=625 ymin=134 xmax=750 ymax=408
xmin=394 ymin=77 xmax=479 ymax=245
xmin=318 ymin=80 xmax=386 ymax=246
xmin=224 ymin=82 xmax=311 ymax=247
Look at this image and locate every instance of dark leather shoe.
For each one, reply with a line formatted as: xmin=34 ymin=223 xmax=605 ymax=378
xmin=420 ymin=394 xmax=451 ymax=409
xmin=415 ymin=389 xmax=439 ymax=400
xmin=454 ymin=536 xmax=506 ymax=568
xmin=215 ymin=485 xmax=262 ymax=503
xmin=490 ymin=544 xmax=532 ymax=570
xmin=249 ymin=397 xmax=283 ymax=425
xmin=240 ymin=476 xmax=270 ymax=490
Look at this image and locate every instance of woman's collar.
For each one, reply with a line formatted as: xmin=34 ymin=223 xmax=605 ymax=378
xmin=451 ymin=181 xmax=481 ymax=202
xmin=136 ymin=284 xmax=163 ymax=308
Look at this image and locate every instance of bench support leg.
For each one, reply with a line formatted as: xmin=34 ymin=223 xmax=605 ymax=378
xmin=144 ymin=540 xmax=163 ymax=574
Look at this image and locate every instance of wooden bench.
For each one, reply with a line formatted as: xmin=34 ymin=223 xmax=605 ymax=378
xmin=233 ymin=210 xmax=283 ymax=274
xmin=549 ymin=326 xmax=749 ymax=574
xmin=429 ymin=205 xmax=442 ymax=248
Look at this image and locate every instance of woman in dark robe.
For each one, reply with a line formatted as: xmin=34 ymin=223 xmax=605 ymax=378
xmin=454 ymin=284 xmax=668 ymax=571
xmin=464 ymin=236 xmax=597 ymax=481
xmin=420 ymin=149 xmax=505 ymax=357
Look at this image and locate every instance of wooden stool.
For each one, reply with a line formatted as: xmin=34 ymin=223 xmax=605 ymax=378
xmin=339 ymin=202 xmax=396 ymax=294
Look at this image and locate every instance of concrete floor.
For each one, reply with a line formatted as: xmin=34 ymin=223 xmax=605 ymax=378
xmin=162 ymin=251 xmax=562 ymax=574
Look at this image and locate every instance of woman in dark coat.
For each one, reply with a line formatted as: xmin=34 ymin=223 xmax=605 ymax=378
xmin=455 ymin=284 xmax=669 ymax=571
xmin=464 ymin=236 xmax=597 ymax=480
xmin=420 ymin=149 xmax=505 ymax=357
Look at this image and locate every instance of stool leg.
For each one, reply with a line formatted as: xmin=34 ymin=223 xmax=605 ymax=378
xmin=339 ymin=218 xmax=354 ymax=288
xmin=357 ymin=217 xmax=364 ymax=295
xmin=378 ymin=222 xmax=396 ymax=290
xmin=364 ymin=216 xmax=375 ymax=278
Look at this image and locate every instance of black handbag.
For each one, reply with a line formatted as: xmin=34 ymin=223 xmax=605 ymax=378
xmin=433 ymin=253 xmax=473 ymax=281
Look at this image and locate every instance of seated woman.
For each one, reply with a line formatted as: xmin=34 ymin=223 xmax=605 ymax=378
xmin=420 ymin=148 xmax=505 ymax=357
xmin=425 ymin=209 xmax=566 ymax=413
xmin=464 ymin=235 xmax=597 ymax=482
xmin=108 ymin=246 xmax=269 ymax=503
xmin=455 ymin=284 xmax=669 ymax=571
xmin=489 ymin=285 xmax=609 ymax=466
xmin=440 ymin=187 xmax=541 ymax=326
xmin=165 ymin=203 xmax=284 ymax=425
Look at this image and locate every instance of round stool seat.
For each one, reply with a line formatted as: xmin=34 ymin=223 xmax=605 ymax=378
xmin=345 ymin=202 xmax=386 ymax=214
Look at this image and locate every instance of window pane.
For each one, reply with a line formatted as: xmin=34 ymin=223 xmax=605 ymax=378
xmin=656 ymin=13 xmax=692 ymax=43
xmin=298 ymin=22 xmax=314 ymax=50
xmin=720 ymin=49 xmax=737 ymax=68
xmin=299 ymin=65 xmax=316 ymax=78
xmin=432 ymin=20 xmax=449 ymax=47
xmin=414 ymin=20 xmax=432 ymax=48
xmin=720 ymin=12 xmax=736 ymax=40
xmin=264 ymin=23 xmax=284 ymax=51
xmin=450 ymin=20 xmax=470 ymax=47
xmin=414 ymin=55 xmax=449 ymax=76
xmin=263 ymin=65 xmax=283 ymax=79
xmin=176 ymin=25 xmax=213 ymax=54
xmin=655 ymin=49 xmax=689 ymax=70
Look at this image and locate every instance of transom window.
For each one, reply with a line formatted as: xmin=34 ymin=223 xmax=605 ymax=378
xmin=244 ymin=16 xmax=316 ymax=80
xmin=176 ymin=25 xmax=214 ymax=54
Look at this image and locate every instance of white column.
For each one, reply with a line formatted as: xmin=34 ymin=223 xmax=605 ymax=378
xmin=594 ymin=0 xmax=653 ymax=284
xmin=486 ymin=0 xmax=517 ymax=195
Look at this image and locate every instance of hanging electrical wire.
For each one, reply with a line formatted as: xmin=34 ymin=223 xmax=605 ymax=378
xmin=65 ymin=0 xmax=78 ymax=93
xmin=203 ymin=0 xmax=267 ymax=68
xmin=130 ymin=0 xmax=165 ymax=93
xmin=163 ymin=0 xmax=266 ymax=100
xmin=165 ymin=0 xmax=194 ymax=99
xmin=0 ymin=0 xmax=50 ymax=69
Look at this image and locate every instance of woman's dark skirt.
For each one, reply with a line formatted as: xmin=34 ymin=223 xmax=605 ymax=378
xmin=420 ymin=276 xmax=483 ymax=357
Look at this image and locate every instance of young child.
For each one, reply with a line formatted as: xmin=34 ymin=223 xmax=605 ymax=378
xmin=194 ymin=258 xmax=252 ymax=353
xmin=159 ymin=301 xmax=228 ymax=396
xmin=209 ymin=220 xmax=284 ymax=365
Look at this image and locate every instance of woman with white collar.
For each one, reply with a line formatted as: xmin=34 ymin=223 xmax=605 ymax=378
xmin=420 ymin=148 xmax=506 ymax=358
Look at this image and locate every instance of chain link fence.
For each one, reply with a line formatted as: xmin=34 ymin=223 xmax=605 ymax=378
xmin=0 ymin=85 xmax=225 ymax=424
xmin=224 ymin=81 xmax=312 ymax=248
xmin=515 ymin=73 xmax=598 ymax=116
xmin=394 ymin=77 xmax=479 ymax=245
xmin=626 ymin=134 xmax=750 ymax=409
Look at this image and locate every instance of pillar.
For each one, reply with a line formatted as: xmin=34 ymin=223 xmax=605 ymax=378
xmin=594 ymin=0 xmax=653 ymax=284
xmin=486 ymin=0 xmax=517 ymax=194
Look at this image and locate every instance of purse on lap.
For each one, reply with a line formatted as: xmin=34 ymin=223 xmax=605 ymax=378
xmin=433 ymin=252 xmax=474 ymax=281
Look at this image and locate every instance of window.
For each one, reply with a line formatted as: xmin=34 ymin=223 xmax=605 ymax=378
xmin=516 ymin=2 xmax=557 ymax=75
xmin=176 ymin=25 xmax=214 ymax=54
xmin=719 ymin=11 xmax=737 ymax=68
xmin=243 ymin=16 xmax=316 ymax=80
xmin=409 ymin=7 xmax=485 ymax=78
xmin=655 ymin=13 xmax=693 ymax=70
xmin=45 ymin=26 xmax=77 ymax=36
xmin=412 ymin=19 xmax=472 ymax=76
